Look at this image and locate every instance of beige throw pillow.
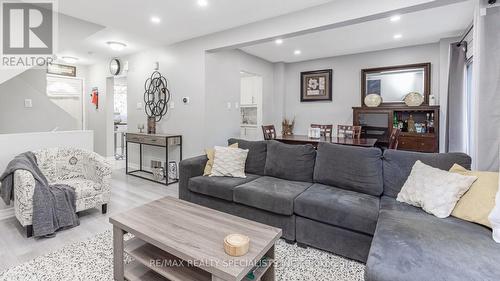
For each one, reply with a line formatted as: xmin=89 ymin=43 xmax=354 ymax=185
xmin=397 ymin=161 xmax=477 ymax=218
xmin=211 ymin=146 xmax=248 ymax=178
xmin=450 ymin=164 xmax=499 ymax=228
xmin=204 ymin=143 xmax=238 ymax=176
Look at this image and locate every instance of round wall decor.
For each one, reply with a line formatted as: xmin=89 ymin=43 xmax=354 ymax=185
xmin=144 ymin=71 xmax=171 ymax=122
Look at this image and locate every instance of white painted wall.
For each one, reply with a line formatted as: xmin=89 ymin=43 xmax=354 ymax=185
xmin=0 ymin=68 xmax=85 ymax=134
xmin=280 ymin=43 xmax=441 ymax=136
xmin=205 ymin=50 xmax=274 ymax=147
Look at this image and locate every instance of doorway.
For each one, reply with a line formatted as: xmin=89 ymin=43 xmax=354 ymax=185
xmin=112 ymin=76 xmax=128 ymax=160
xmin=46 ymin=74 xmax=84 ymax=130
xmin=240 ymin=71 xmax=263 ymax=140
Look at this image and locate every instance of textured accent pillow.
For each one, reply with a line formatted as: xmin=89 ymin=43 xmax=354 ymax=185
xmin=450 ymin=164 xmax=498 ymax=228
xmin=211 ymin=146 xmax=249 ymax=178
xmin=397 ymin=160 xmax=477 ymax=218
xmin=204 ymin=143 xmax=238 ymax=176
xmin=489 ymin=150 xmax=500 ymax=243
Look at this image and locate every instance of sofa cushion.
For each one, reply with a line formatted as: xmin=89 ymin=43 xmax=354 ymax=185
xmin=264 ymin=141 xmax=316 ymax=182
xmin=365 ymin=196 xmax=500 ymax=281
xmin=314 ymin=143 xmax=383 ymax=196
xmin=228 ymin=139 xmax=267 ymax=175
xmin=188 ymin=174 xmax=260 ymax=202
xmin=295 ymin=183 xmax=379 ymax=235
xmin=383 ymin=149 xmax=471 ymax=198
xmin=234 ymin=176 xmax=312 ymax=215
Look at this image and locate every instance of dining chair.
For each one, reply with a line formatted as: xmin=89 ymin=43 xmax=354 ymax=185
xmin=311 ymin=124 xmax=333 ymax=137
xmin=262 ymin=125 xmax=277 ymax=140
xmin=337 ymin=125 xmax=361 ymax=139
xmin=388 ymin=128 xmax=401 ymax=150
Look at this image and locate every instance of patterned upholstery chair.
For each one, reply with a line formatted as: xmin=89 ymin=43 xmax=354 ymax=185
xmin=13 ymin=147 xmax=112 ymax=237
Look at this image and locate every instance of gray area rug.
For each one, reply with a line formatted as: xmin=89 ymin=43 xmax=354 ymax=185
xmin=0 ymin=230 xmax=365 ymax=281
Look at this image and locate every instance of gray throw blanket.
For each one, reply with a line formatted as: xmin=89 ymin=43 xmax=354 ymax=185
xmin=0 ymin=152 xmax=79 ymax=237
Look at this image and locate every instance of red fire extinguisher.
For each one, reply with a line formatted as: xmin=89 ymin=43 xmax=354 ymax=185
xmin=91 ymin=87 xmax=99 ymax=109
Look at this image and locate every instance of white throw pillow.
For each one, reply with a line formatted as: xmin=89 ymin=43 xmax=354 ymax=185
xmin=488 ymin=150 xmax=500 ymax=243
xmin=397 ymin=160 xmax=477 ymax=218
xmin=210 ymin=146 xmax=249 ymax=178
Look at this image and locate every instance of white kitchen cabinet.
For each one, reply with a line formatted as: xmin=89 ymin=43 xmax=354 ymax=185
xmin=240 ymin=76 xmax=261 ymax=106
xmin=240 ymin=126 xmax=260 ymax=140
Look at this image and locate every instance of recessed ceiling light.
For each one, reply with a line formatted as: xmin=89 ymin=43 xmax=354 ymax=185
xmin=294 ymin=50 xmax=301 ymax=55
xmin=275 ymin=39 xmax=283 ymax=45
xmin=106 ymin=41 xmax=127 ymax=51
xmin=393 ymin=34 xmax=402 ymax=39
xmin=390 ymin=15 xmax=401 ymax=22
xmin=62 ymin=56 xmax=78 ymax=64
xmin=151 ymin=16 xmax=161 ymax=24
xmin=197 ymin=0 xmax=208 ymax=7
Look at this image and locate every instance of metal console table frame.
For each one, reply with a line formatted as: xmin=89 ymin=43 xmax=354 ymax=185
xmin=125 ymin=133 xmax=183 ymax=186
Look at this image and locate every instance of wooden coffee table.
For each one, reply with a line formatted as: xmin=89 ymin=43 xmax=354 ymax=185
xmin=109 ymin=196 xmax=282 ymax=281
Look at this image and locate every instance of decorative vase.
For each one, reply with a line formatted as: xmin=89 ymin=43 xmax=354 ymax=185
xmin=404 ymin=92 xmax=424 ymax=107
xmin=364 ymin=94 xmax=382 ymax=107
xmin=147 ymin=117 xmax=156 ymax=134
xmin=152 ymin=167 xmax=165 ymax=181
xmin=282 ymin=118 xmax=295 ymax=135
xmin=168 ymin=161 xmax=178 ymax=180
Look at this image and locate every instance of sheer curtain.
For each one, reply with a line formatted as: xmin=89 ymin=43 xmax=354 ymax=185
xmin=446 ymin=42 xmax=467 ymax=153
xmin=471 ymin=1 xmax=500 ymax=171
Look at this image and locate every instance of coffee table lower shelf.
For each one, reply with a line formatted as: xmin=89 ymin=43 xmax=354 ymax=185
xmin=123 ymin=238 xmax=274 ymax=281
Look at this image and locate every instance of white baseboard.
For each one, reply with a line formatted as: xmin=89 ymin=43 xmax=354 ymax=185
xmin=0 ymin=207 xmax=14 ymax=220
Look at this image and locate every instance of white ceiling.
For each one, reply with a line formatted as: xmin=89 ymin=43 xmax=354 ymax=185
xmin=240 ymin=1 xmax=474 ymax=63
xmin=57 ymin=0 xmax=334 ymax=45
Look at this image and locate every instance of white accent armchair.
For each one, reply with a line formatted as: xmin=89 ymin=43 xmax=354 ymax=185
xmin=13 ymin=147 xmax=112 ymax=237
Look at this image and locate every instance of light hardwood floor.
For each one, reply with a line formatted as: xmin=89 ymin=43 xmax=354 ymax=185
xmin=0 ymin=168 xmax=177 ymax=272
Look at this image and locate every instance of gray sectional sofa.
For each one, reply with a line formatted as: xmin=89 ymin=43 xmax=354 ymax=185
xmin=179 ymin=139 xmax=500 ymax=280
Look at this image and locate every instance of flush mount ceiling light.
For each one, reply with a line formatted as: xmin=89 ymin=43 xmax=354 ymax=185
xmin=151 ymin=16 xmax=161 ymax=24
xmin=275 ymin=39 xmax=283 ymax=45
xmin=294 ymin=50 xmax=301 ymax=55
xmin=106 ymin=41 xmax=127 ymax=51
xmin=61 ymin=56 xmax=78 ymax=64
xmin=197 ymin=0 xmax=208 ymax=7
xmin=393 ymin=34 xmax=403 ymax=39
xmin=390 ymin=15 xmax=401 ymax=22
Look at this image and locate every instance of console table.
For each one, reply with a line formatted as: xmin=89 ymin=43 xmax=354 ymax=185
xmin=125 ymin=133 xmax=182 ymax=186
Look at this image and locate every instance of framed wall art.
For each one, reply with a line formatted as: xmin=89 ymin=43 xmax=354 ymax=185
xmin=300 ymin=69 xmax=332 ymax=102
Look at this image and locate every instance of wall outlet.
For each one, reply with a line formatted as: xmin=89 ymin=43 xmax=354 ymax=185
xmin=234 ymin=102 xmax=239 ymax=109
xmin=24 ymin=99 xmax=32 ymax=108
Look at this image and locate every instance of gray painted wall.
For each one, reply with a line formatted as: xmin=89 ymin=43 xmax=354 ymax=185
xmin=0 ymin=69 xmax=81 ymax=134
xmin=280 ymin=43 xmax=441 ymax=136
xmin=205 ymin=49 xmax=275 ymax=147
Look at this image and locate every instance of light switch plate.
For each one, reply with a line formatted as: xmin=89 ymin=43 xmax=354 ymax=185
xmin=136 ymin=102 xmax=143 ymax=109
xmin=24 ymin=99 xmax=32 ymax=108
xmin=227 ymin=102 xmax=231 ymax=109
xmin=234 ymin=102 xmax=239 ymax=109
xmin=170 ymin=102 xmax=175 ymax=109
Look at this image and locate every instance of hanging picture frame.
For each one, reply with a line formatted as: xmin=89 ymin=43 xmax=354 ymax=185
xmin=300 ymin=69 xmax=332 ymax=102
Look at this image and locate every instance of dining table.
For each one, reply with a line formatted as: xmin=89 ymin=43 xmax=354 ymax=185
xmin=274 ymin=134 xmax=378 ymax=148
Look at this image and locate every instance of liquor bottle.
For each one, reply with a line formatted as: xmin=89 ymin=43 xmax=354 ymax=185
xmin=425 ymin=113 xmax=430 ymax=133
xmin=428 ymin=113 xmax=435 ymax=134
xmin=393 ymin=112 xmax=399 ymax=128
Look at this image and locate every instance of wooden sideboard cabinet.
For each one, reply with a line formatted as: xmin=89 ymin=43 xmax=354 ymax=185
xmin=353 ymin=105 xmax=440 ymax=153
